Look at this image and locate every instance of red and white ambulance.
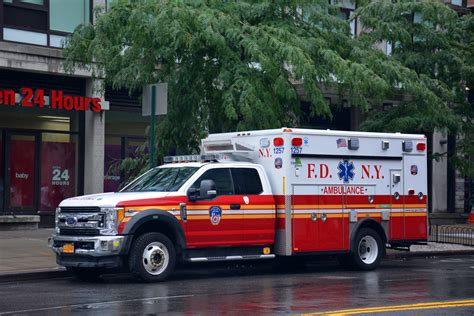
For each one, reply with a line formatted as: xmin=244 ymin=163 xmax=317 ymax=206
xmin=50 ymin=128 xmax=428 ymax=282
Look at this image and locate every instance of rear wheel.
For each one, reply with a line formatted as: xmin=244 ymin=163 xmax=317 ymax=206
xmin=129 ymin=232 xmax=176 ymax=282
xmin=353 ymin=228 xmax=383 ymax=270
xmin=339 ymin=228 xmax=384 ymax=270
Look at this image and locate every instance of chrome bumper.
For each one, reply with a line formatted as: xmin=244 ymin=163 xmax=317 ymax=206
xmin=49 ymin=234 xmax=129 ymax=257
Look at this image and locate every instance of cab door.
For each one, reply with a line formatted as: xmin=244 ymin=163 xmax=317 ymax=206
xmin=231 ymin=167 xmax=275 ymax=245
xmin=184 ymin=167 xmax=245 ymax=248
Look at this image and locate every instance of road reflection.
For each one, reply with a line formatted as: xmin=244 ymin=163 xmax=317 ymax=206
xmin=89 ymin=258 xmax=438 ymax=314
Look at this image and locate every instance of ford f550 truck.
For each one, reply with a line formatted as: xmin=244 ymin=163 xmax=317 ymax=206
xmin=49 ymin=128 xmax=428 ymax=282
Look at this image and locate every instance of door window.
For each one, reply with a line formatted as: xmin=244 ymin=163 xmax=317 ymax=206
xmin=231 ymin=168 xmax=263 ymax=195
xmin=191 ymin=168 xmax=234 ymax=196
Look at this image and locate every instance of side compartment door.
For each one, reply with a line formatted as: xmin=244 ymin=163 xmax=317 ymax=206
xmin=292 ymin=185 xmax=319 ymax=253
xmin=318 ymin=184 xmax=344 ymax=251
xmin=389 ymin=169 xmax=404 ymax=240
xmin=185 ymin=168 xmax=244 ymax=248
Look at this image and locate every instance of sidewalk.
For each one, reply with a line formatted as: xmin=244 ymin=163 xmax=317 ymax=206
xmin=0 ymin=229 xmax=66 ymax=281
xmin=1 ymin=228 xmax=474 ymax=281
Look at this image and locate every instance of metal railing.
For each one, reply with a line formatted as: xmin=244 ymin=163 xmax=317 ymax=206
xmin=429 ymin=225 xmax=474 ymax=246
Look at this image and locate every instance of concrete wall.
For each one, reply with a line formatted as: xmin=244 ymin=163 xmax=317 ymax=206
xmin=0 ymin=42 xmax=90 ymax=77
xmin=431 ymin=130 xmax=448 ymax=213
xmin=84 ymin=79 xmax=105 ymax=194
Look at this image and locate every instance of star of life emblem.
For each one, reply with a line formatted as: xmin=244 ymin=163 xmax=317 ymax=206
xmin=337 ymin=160 xmax=355 ymax=183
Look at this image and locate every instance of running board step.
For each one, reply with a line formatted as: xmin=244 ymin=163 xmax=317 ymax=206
xmin=188 ymin=254 xmax=275 ymax=262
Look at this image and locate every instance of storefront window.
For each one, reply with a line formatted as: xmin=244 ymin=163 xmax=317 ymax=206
xmin=104 ymin=136 xmax=146 ymax=192
xmin=40 ymin=133 xmax=79 ymax=214
xmin=49 ymin=0 xmax=90 ymax=33
xmin=104 ymin=136 xmax=122 ymax=192
xmin=9 ymin=134 xmax=36 ymax=209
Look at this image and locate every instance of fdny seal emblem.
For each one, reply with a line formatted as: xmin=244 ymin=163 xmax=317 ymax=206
xmin=209 ymin=206 xmax=222 ymax=225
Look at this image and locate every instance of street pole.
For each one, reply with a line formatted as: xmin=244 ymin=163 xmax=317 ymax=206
xmin=149 ymin=85 xmax=156 ymax=169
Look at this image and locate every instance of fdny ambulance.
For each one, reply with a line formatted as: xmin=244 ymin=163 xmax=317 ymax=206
xmin=49 ymin=128 xmax=428 ymax=282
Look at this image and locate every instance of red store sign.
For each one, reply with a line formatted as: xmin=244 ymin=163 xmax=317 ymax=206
xmin=0 ymin=87 xmax=103 ymax=112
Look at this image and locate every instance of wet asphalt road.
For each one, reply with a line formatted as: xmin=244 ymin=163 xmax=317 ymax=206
xmin=1 ymin=255 xmax=474 ymax=315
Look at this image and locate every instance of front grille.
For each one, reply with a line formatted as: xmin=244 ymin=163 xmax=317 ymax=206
xmin=60 ymin=207 xmax=101 ymax=213
xmin=59 ymin=228 xmax=99 ymax=236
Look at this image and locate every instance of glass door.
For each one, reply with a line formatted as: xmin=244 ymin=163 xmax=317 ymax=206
xmin=5 ymin=132 xmax=39 ymax=214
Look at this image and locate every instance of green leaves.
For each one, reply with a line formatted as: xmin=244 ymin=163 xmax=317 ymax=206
xmin=63 ymin=0 xmax=473 ymax=177
xmin=357 ymin=0 xmax=473 ymax=176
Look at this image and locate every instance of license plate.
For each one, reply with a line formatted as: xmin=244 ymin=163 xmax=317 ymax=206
xmin=62 ymin=243 xmax=75 ymax=254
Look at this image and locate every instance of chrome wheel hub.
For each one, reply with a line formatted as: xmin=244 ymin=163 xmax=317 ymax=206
xmin=142 ymin=242 xmax=169 ymax=275
xmin=358 ymin=235 xmax=378 ymax=265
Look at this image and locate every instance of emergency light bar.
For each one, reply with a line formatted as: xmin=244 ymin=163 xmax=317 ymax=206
xmin=163 ymin=154 xmax=230 ymax=164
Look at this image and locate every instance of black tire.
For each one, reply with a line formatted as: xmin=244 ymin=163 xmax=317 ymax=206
xmin=348 ymin=227 xmax=384 ymax=271
xmin=128 ymin=232 xmax=176 ymax=282
xmin=66 ymin=267 xmax=104 ymax=281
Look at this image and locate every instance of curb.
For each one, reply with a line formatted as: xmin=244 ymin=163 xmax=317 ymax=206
xmin=386 ymin=250 xmax=474 ymax=259
xmin=1 ymin=251 xmax=474 ymax=282
xmin=0 ymin=268 xmax=68 ymax=283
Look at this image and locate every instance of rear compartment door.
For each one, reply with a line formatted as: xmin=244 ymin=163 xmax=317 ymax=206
xmin=389 ymin=169 xmax=404 ymax=240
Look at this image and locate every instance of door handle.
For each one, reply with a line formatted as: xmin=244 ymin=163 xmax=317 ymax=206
xmin=230 ymin=204 xmax=241 ymax=210
xmin=321 ymin=213 xmax=327 ymax=222
xmin=179 ymin=202 xmax=187 ymax=222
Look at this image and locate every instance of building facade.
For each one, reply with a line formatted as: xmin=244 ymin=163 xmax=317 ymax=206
xmin=0 ymin=0 xmax=147 ymax=228
xmin=0 ymin=0 xmax=471 ymax=229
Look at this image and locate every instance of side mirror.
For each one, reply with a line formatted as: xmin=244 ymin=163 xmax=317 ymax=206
xmin=199 ymin=179 xmax=217 ymax=200
xmin=187 ymin=187 xmax=199 ymax=202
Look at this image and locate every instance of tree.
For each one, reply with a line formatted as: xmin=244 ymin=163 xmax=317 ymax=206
xmin=356 ymin=0 xmax=474 ymax=177
xmin=63 ymin=0 xmax=470 ymax=178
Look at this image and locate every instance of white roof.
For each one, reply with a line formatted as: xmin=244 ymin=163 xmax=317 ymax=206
xmin=159 ymin=161 xmax=257 ymax=168
xmin=206 ymin=127 xmax=425 ymax=140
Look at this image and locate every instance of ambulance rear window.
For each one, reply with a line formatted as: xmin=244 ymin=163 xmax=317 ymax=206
xmin=231 ymin=168 xmax=263 ymax=195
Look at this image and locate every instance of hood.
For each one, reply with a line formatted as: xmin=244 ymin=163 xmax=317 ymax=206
xmin=59 ymin=191 xmax=171 ymax=208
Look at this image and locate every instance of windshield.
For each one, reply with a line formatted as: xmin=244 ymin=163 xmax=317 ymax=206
xmin=121 ymin=167 xmax=199 ymax=192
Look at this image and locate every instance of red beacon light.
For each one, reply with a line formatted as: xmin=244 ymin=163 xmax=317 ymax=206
xmin=416 ymin=143 xmax=426 ymax=151
xmin=273 ymin=137 xmax=284 ymax=147
xmin=292 ymin=137 xmax=303 ymax=147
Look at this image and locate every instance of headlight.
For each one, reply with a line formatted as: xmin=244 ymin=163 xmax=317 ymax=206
xmin=55 ymin=207 xmax=61 ymax=234
xmin=100 ymin=208 xmax=124 ymax=236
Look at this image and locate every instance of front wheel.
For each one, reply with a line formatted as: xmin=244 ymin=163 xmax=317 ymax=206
xmin=129 ymin=232 xmax=176 ymax=282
